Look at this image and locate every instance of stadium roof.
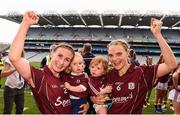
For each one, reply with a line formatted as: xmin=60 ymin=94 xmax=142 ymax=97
xmin=1 ymin=10 xmax=180 ymax=29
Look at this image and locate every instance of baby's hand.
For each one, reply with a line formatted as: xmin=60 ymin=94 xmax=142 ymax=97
xmin=99 ymin=94 xmax=110 ymax=101
xmin=177 ymin=85 xmax=180 ymax=90
xmin=91 ymin=96 xmax=106 ymax=105
xmin=100 ymin=85 xmax=112 ymax=94
xmin=64 ymin=82 xmax=71 ymax=89
xmin=10 ymin=67 xmax=16 ymax=72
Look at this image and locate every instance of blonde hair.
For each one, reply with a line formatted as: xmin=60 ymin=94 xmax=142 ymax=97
xmin=107 ymin=39 xmax=129 ymax=51
xmin=50 ymin=43 xmax=58 ymax=53
xmin=53 ymin=42 xmax=75 ymax=61
xmin=90 ymin=55 xmax=109 ymax=74
xmin=74 ymin=52 xmax=84 ymax=61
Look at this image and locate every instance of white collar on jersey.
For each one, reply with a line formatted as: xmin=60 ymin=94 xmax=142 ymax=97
xmin=71 ymin=72 xmax=84 ymax=76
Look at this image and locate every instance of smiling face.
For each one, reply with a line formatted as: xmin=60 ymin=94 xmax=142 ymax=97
xmin=49 ymin=47 xmax=74 ymax=76
xmin=108 ymin=45 xmax=129 ymax=70
xmin=107 ymin=40 xmax=130 ymax=71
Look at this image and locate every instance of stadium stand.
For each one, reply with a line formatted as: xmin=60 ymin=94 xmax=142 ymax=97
xmin=0 ymin=43 xmax=10 ymax=56
xmin=0 ymin=10 xmax=180 ymax=63
xmin=24 ymin=27 xmax=180 ymax=53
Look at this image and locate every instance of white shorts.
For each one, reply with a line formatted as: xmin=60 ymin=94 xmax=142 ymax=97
xmin=155 ymin=82 xmax=168 ymax=90
xmin=168 ymin=89 xmax=180 ymax=102
xmin=93 ymin=104 xmax=108 ymax=113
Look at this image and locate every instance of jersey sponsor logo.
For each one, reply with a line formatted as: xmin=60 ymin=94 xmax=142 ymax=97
xmin=112 ymin=92 xmax=133 ymax=103
xmin=128 ymin=82 xmax=135 ymax=90
xmin=55 ymin=96 xmax=71 ymax=107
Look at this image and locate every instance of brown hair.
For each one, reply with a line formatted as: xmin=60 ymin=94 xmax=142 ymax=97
xmin=157 ymin=55 xmax=164 ymax=64
xmin=178 ymin=62 xmax=180 ymax=65
xmin=90 ymin=55 xmax=108 ymax=74
xmin=107 ymin=39 xmax=129 ymax=51
xmin=21 ymin=50 xmax=25 ymax=58
xmin=78 ymin=48 xmax=84 ymax=55
xmin=129 ymin=49 xmax=137 ymax=60
xmin=83 ymin=43 xmax=92 ymax=53
xmin=53 ymin=42 xmax=75 ymax=61
xmin=146 ymin=56 xmax=153 ymax=66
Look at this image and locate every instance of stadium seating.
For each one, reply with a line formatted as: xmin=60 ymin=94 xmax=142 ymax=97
xmin=23 ymin=27 xmax=180 ymax=63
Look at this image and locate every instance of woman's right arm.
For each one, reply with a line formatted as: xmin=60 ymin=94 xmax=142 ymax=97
xmin=8 ymin=11 xmax=39 ymax=87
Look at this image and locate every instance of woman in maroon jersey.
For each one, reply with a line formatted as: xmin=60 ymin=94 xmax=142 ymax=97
xmin=143 ymin=55 xmax=154 ymax=108
xmin=154 ymin=55 xmax=170 ymax=113
xmin=93 ymin=18 xmax=177 ymax=114
xmin=8 ymin=11 xmax=88 ymax=114
xmin=168 ymin=62 xmax=180 ymax=114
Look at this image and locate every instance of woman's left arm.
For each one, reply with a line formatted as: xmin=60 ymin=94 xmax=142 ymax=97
xmin=151 ymin=18 xmax=177 ymax=77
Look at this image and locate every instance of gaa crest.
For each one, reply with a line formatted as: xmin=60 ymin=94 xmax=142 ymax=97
xmin=76 ymin=79 xmax=81 ymax=84
xmin=128 ymin=82 xmax=135 ymax=90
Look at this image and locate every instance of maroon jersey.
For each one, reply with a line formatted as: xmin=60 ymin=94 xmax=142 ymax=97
xmin=157 ymin=73 xmax=170 ymax=83
xmin=107 ymin=65 xmax=158 ymax=114
xmin=65 ymin=73 xmax=89 ymax=98
xmin=88 ymin=75 xmax=108 ymax=96
xmin=30 ymin=66 xmax=72 ymax=114
xmin=173 ymin=73 xmax=180 ymax=91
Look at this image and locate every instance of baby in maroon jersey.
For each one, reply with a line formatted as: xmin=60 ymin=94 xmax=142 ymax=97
xmin=64 ymin=52 xmax=89 ymax=114
xmin=88 ymin=55 xmax=112 ymax=114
